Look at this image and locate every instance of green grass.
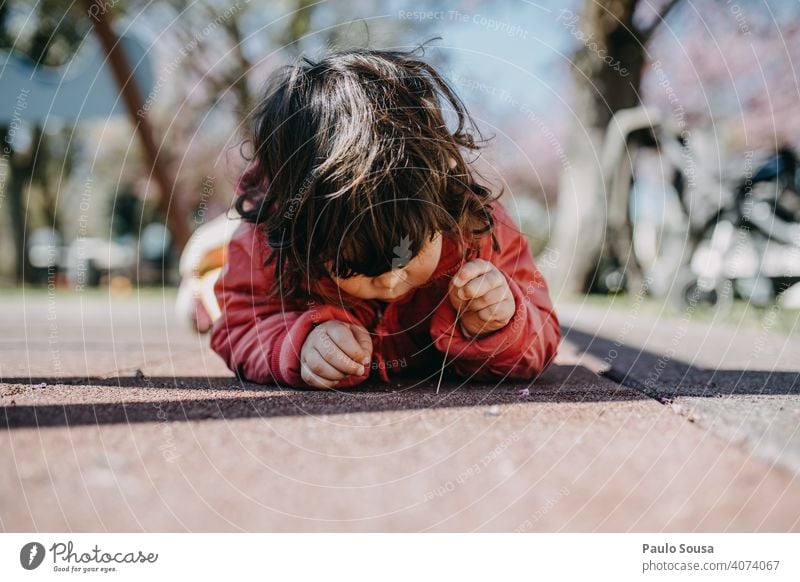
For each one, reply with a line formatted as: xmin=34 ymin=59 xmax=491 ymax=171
xmin=0 ymin=286 xmax=178 ymax=299
xmin=5 ymin=285 xmax=799 ymax=335
xmin=567 ymin=293 xmax=800 ymax=336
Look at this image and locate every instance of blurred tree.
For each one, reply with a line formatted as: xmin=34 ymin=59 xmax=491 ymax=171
xmin=546 ymin=0 xmax=681 ymax=294
xmin=0 ymin=0 xmax=88 ymax=283
xmin=642 ymin=0 xmax=800 ymax=149
xmin=547 ymin=0 xmax=800 ymax=295
xmin=123 ymin=0 xmax=321 ymax=229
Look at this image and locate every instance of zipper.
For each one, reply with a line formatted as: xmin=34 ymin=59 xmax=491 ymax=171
xmin=364 ymin=241 xmax=473 ymax=382
xmin=373 ymin=302 xmax=390 ymax=382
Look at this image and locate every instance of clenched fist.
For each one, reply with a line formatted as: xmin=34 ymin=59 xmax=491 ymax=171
xmin=449 ymin=259 xmax=515 ymax=338
xmin=300 ymin=320 xmax=373 ymax=389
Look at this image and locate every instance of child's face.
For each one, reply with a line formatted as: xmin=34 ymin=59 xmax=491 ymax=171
xmin=330 ymin=234 xmax=443 ymax=301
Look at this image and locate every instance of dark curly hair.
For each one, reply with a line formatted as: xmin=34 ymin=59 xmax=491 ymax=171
xmin=235 ymin=46 xmax=498 ymax=300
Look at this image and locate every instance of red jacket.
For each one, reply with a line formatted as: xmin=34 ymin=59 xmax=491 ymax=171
xmin=210 ymin=197 xmax=560 ymax=388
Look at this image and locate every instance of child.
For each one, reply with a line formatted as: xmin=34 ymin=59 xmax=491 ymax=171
xmin=210 ymin=48 xmax=560 ymax=389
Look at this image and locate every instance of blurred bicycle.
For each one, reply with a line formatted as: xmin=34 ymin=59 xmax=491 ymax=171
xmin=598 ymin=107 xmax=800 ymax=312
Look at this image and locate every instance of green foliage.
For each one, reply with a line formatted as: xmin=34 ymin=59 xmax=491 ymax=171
xmin=0 ymin=0 xmax=89 ymax=66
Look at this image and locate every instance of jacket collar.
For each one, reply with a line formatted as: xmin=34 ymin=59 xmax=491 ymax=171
xmin=425 ymin=233 xmax=470 ymax=284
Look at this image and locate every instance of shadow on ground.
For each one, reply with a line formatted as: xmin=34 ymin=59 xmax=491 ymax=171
xmin=564 ymin=327 xmax=800 ymax=400
xmin=6 ymin=324 xmax=796 ymax=430
xmin=1 ymin=359 xmax=639 ymax=428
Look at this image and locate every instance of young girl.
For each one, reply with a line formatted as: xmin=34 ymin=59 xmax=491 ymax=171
xmin=210 ymin=48 xmax=560 ymax=389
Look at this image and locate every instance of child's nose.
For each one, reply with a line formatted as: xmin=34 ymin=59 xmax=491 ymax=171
xmin=377 ymin=270 xmax=405 ymax=289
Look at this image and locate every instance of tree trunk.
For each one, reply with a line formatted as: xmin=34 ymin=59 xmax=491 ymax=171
xmin=545 ymin=0 xmax=646 ymax=294
xmin=6 ymin=128 xmax=40 ymax=284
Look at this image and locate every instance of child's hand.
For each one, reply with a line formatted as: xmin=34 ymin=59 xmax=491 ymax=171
xmin=449 ymin=259 xmax=515 ymax=338
xmin=300 ymin=320 xmax=373 ymax=389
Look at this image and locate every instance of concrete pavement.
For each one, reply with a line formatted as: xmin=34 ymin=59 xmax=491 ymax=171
xmin=558 ymin=300 xmax=800 ymax=476
xmin=1 ymin=291 xmax=798 ymax=531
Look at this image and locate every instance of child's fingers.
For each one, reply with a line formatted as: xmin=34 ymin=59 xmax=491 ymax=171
xmin=463 ymin=284 xmax=511 ymax=312
xmin=300 ymin=365 xmax=337 ymax=389
xmin=475 ymin=298 xmax=515 ymax=323
xmin=452 ymin=259 xmax=495 ymax=288
xmin=457 ymin=269 xmax=506 ymax=301
xmin=326 ymin=324 xmax=371 ymax=366
xmin=349 ymin=324 xmax=373 ymax=361
xmin=317 ymin=337 xmax=366 ymax=376
xmin=309 ymin=347 xmax=349 ymax=380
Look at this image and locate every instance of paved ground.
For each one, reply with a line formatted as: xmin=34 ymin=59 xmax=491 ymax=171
xmin=559 ymin=300 xmax=800 ymax=475
xmin=1 ymin=291 xmax=798 ymax=531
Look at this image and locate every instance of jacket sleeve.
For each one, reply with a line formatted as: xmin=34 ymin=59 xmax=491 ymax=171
xmin=209 ymin=221 xmax=368 ymax=388
xmin=429 ymin=203 xmax=561 ymax=381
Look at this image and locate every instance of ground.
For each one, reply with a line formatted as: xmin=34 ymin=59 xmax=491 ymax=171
xmin=1 ymin=290 xmax=798 ymax=531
